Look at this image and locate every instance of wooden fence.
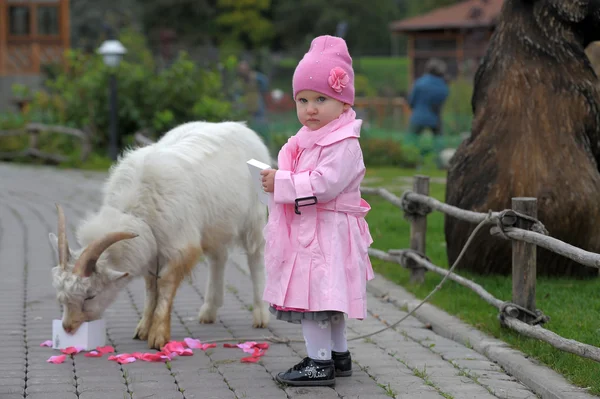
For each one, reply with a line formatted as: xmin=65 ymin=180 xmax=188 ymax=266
xmin=362 ymin=175 xmax=600 ymax=363
xmin=0 ymin=123 xmax=91 ymax=164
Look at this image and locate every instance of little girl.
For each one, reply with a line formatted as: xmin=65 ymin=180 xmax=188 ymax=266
xmin=260 ymin=35 xmax=374 ymax=387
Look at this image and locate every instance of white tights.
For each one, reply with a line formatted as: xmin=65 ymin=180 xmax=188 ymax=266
xmin=301 ymin=313 xmax=348 ymax=361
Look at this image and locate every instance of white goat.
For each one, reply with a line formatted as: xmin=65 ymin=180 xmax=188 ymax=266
xmin=49 ymin=121 xmax=271 ymax=349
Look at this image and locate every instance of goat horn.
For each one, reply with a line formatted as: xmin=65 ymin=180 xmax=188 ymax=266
xmin=73 ymin=232 xmax=138 ymax=277
xmin=55 ymin=204 xmax=70 ymax=269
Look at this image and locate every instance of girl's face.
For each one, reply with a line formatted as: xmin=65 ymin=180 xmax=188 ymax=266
xmin=295 ymin=90 xmax=350 ymax=131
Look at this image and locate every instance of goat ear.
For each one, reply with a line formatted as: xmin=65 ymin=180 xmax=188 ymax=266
xmin=105 ymin=269 xmax=129 ymax=281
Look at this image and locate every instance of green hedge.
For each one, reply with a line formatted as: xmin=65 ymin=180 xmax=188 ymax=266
xmin=354 ymin=56 xmax=409 ymax=96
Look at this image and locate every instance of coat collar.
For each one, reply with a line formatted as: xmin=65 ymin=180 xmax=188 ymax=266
xmin=295 ymin=108 xmax=361 ymax=149
xmin=316 ymin=119 xmax=362 ymax=146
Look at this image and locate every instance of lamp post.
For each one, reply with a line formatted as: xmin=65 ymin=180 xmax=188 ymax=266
xmin=97 ymin=40 xmax=127 ymax=161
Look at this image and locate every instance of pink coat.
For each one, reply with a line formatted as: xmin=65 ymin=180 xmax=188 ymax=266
xmin=262 ymin=109 xmax=374 ymax=319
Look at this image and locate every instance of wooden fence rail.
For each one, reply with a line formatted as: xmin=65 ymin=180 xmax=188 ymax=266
xmin=363 ymin=175 xmax=600 ymax=364
xmin=0 ymin=123 xmax=91 ymax=164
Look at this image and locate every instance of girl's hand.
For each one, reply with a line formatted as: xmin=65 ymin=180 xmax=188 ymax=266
xmin=260 ymin=169 xmax=277 ymax=193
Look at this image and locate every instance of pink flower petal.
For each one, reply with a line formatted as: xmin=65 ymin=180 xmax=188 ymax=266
xmin=251 ymin=348 xmax=265 ymax=357
xmin=47 ymin=355 xmax=67 ymax=364
xmin=199 ymin=343 xmax=216 ymax=351
xmin=61 ymin=346 xmax=84 ymax=355
xmin=237 ymin=341 xmax=257 ymax=353
xmin=223 ymin=343 xmax=238 ymax=348
xmin=162 ymin=341 xmax=186 ymax=354
xmin=40 ymin=340 xmax=52 ymax=347
xmin=183 ymin=337 xmax=203 ymax=349
xmin=240 ymin=356 xmax=260 ymax=363
xmin=96 ymin=345 xmax=115 ymax=354
xmin=108 ymin=353 xmax=137 ymax=364
xmin=84 ymin=351 xmax=102 ymax=358
xmin=140 ymin=352 xmax=169 ymax=362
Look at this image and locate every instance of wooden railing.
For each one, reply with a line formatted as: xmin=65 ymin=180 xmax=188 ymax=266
xmin=0 ymin=123 xmax=91 ymax=164
xmin=363 ymin=176 xmax=600 ymax=364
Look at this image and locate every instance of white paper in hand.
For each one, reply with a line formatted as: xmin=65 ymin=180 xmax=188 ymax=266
xmin=247 ymin=158 xmax=272 ymax=206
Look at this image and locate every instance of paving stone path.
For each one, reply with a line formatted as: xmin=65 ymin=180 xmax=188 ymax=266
xmin=0 ymin=162 xmax=551 ymax=399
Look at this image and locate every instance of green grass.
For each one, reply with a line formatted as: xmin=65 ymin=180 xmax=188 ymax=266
xmin=364 ymin=166 xmax=600 ymax=396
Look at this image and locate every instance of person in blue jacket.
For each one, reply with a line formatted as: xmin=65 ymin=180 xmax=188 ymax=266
xmin=408 ymin=58 xmax=449 ymax=136
xmin=407 ymin=58 xmax=450 ymax=167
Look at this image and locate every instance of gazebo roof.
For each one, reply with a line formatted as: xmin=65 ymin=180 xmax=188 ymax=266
xmin=390 ymin=0 xmax=504 ymax=32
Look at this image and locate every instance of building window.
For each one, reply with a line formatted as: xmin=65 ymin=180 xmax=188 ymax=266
xmin=9 ymin=6 xmax=30 ymax=36
xmin=37 ymin=6 xmax=59 ymax=35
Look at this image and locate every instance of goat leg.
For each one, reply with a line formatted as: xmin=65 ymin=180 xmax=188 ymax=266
xmin=246 ymin=248 xmax=269 ymax=328
xmin=198 ymin=249 xmax=227 ymax=324
xmin=148 ymin=246 xmax=201 ymax=349
xmin=134 ymin=275 xmax=158 ymax=341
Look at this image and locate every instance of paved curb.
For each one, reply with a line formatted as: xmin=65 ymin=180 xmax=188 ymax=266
xmin=367 ymin=273 xmax=597 ymax=399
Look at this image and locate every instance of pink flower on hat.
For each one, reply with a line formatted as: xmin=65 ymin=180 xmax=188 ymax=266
xmin=328 ymin=67 xmax=349 ymax=93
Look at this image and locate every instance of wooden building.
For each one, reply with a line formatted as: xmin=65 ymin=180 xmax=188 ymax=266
xmin=390 ymin=0 xmax=504 ymax=86
xmin=0 ymin=0 xmax=69 ymax=75
xmin=0 ymin=0 xmax=69 ymax=111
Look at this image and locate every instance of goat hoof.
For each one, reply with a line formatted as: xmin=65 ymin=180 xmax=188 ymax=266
xmin=147 ymin=330 xmax=169 ymax=350
xmin=198 ymin=304 xmax=217 ymax=324
xmin=133 ymin=320 xmax=150 ymax=341
xmin=252 ymin=305 xmax=270 ymax=328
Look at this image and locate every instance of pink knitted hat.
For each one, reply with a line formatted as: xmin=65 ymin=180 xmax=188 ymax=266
xmin=292 ymin=35 xmax=355 ymax=105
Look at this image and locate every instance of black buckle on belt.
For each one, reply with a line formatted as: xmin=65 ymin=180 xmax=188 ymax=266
xmin=294 ymin=196 xmax=318 ymax=215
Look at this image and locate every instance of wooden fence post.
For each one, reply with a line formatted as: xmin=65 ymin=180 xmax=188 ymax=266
xmin=512 ymin=197 xmax=537 ymax=323
xmin=28 ymin=128 xmax=39 ymax=151
xmin=410 ymin=175 xmax=429 ymax=284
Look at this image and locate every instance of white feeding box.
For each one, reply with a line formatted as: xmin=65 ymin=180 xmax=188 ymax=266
xmin=52 ymin=319 xmax=106 ymax=351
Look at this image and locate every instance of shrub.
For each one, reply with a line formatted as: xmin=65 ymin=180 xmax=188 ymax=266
xmin=354 ymin=74 xmax=377 ymax=98
xmin=361 ymin=137 xmax=419 ymax=168
xmin=355 ymin=57 xmax=409 ymax=96
xmin=23 ymin=29 xmax=236 ymax=150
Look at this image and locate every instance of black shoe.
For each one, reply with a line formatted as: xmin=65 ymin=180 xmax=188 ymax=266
xmin=332 ymin=351 xmax=352 ymax=377
xmin=276 ymin=357 xmax=335 ymax=386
